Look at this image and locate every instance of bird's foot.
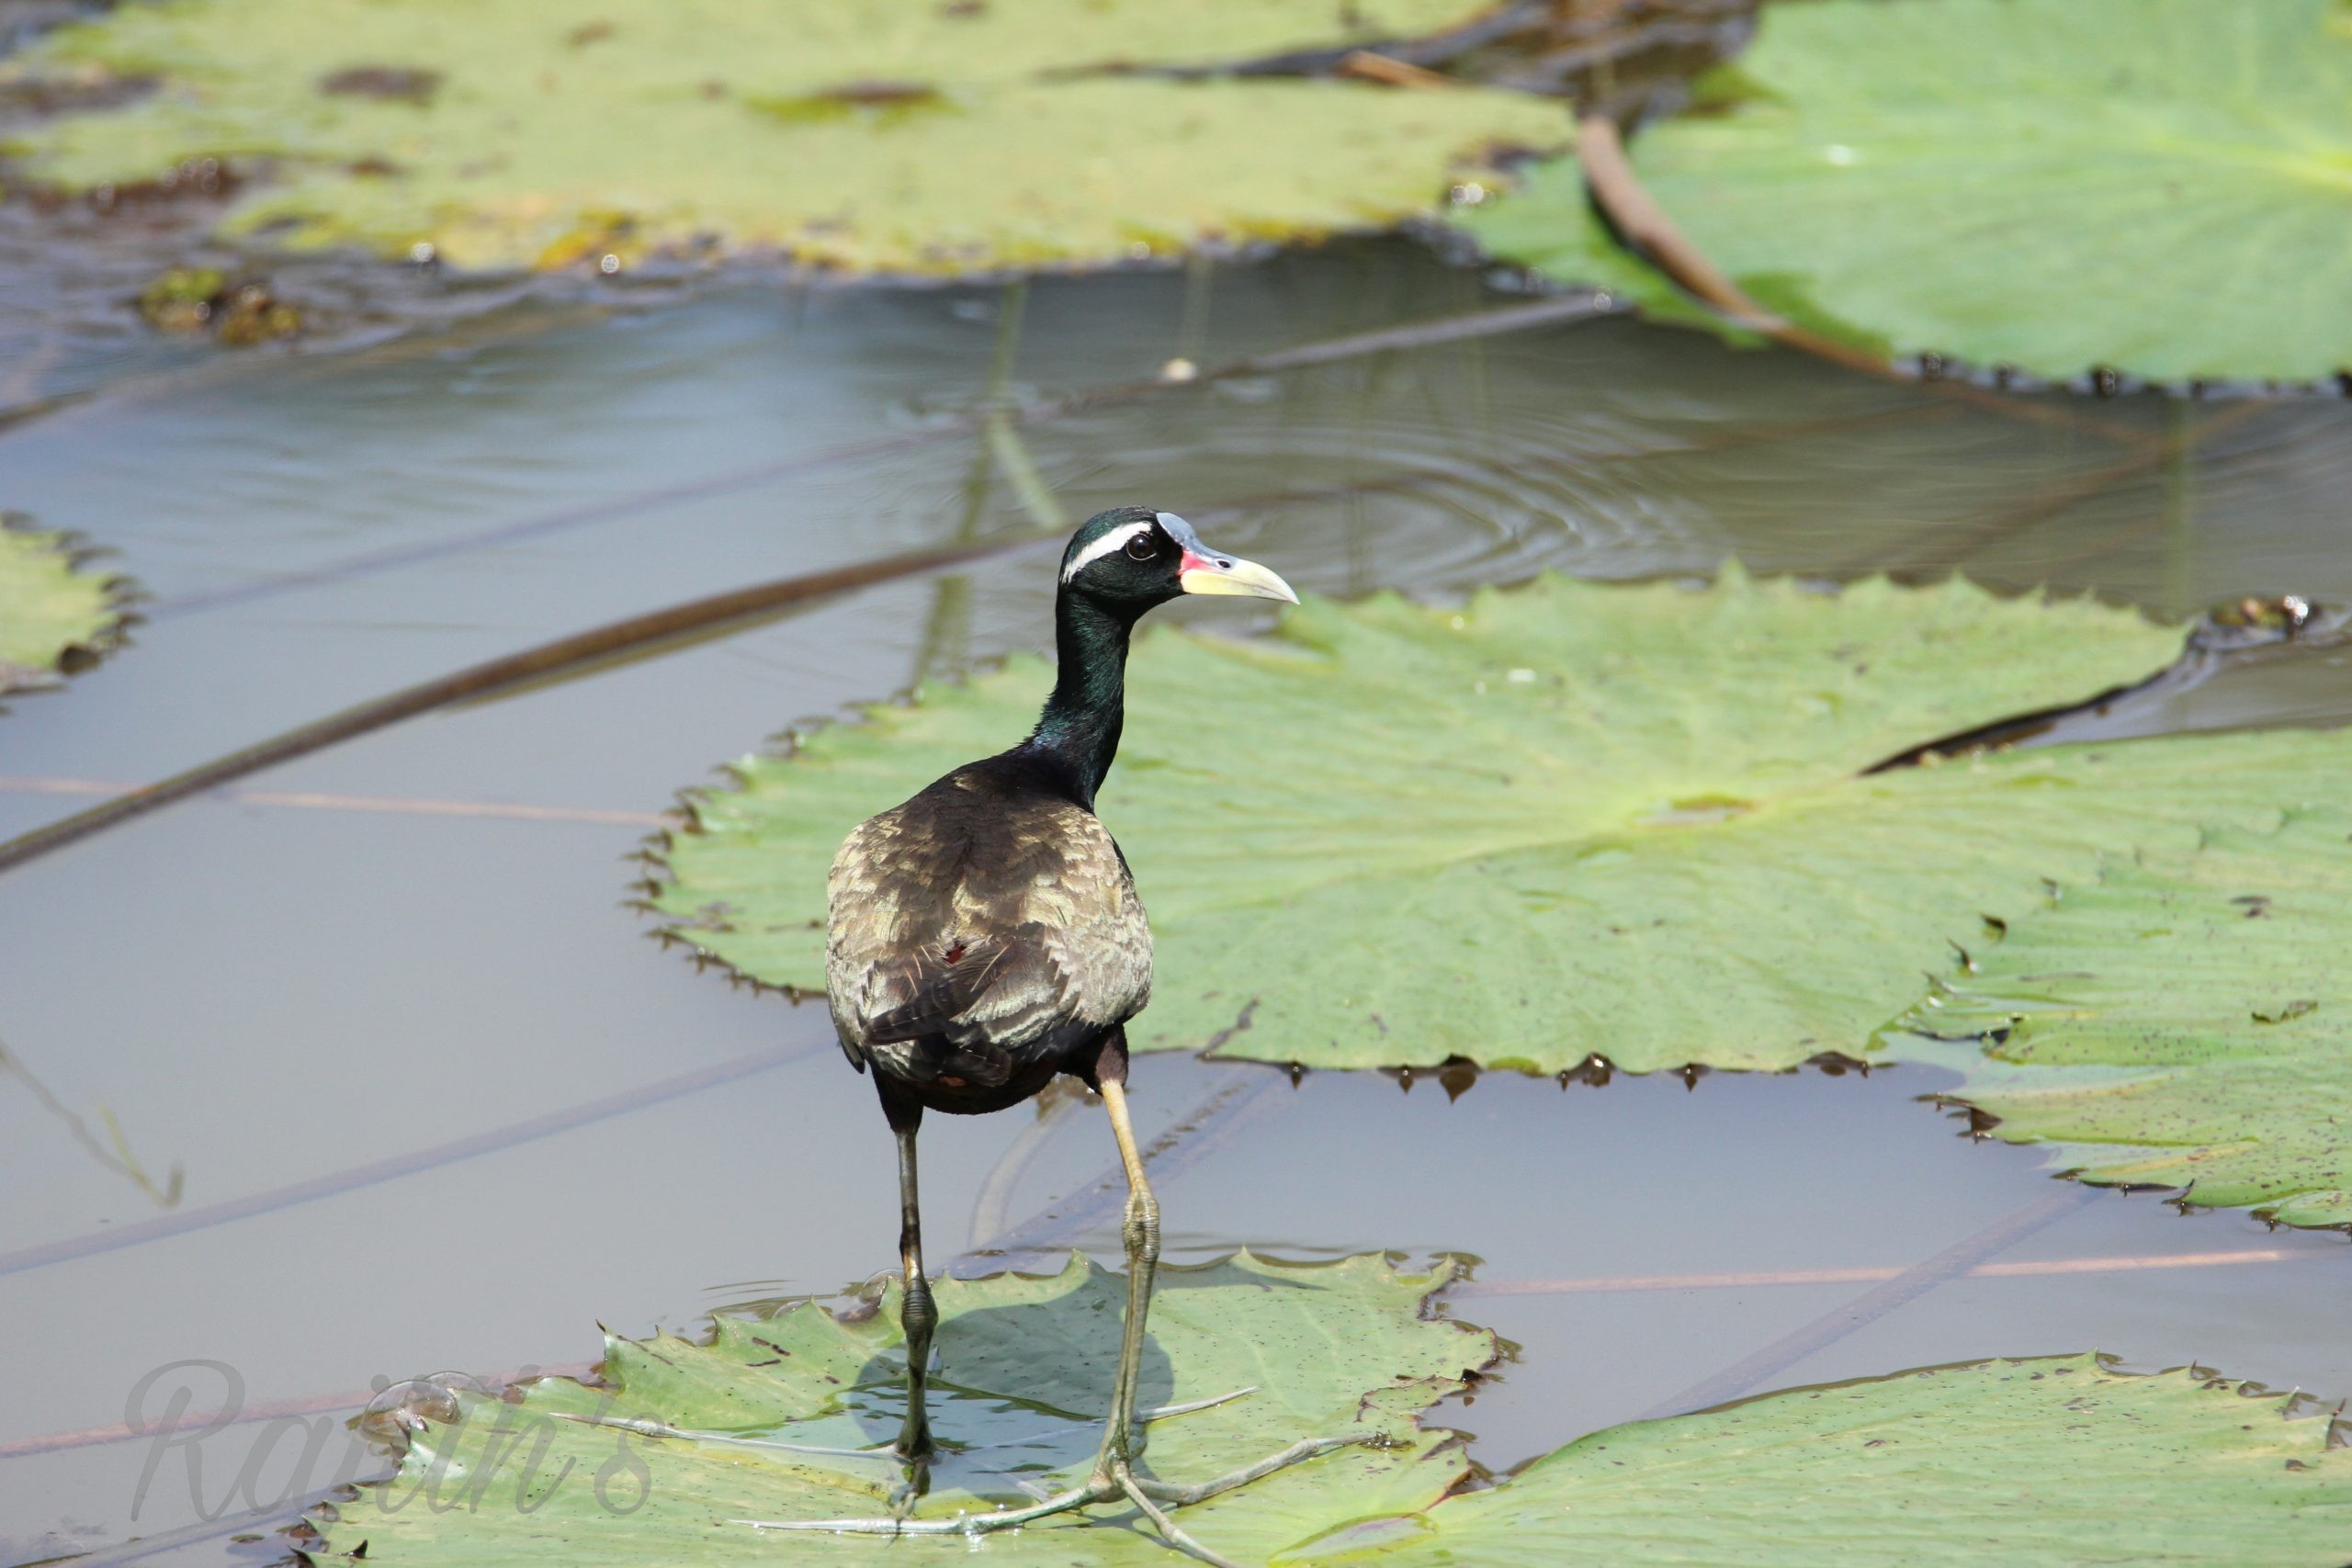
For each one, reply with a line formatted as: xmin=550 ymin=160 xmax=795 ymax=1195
xmin=1093 ymin=1435 xmax=1373 ymax=1567
xmin=737 ymin=1434 xmax=1370 ymax=1568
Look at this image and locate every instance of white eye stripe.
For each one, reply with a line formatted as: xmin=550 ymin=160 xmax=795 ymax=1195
xmin=1061 ymin=520 xmax=1157 ymax=581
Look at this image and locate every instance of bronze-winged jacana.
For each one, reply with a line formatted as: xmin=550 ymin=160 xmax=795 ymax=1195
xmin=790 ymin=508 xmax=1356 ymax=1561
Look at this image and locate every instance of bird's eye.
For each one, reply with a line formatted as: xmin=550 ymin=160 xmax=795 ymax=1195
xmin=1125 ymin=535 xmax=1159 ymax=561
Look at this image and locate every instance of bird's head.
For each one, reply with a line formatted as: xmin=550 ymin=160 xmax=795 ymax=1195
xmin=1057 ymin=506 xmax=1296 ymax=617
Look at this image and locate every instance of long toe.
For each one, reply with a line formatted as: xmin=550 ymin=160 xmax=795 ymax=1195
xmin=1141 ymin=1387 xmax=1256 ymax=1422
xmin=1112 ymin=1463 xmax=1251 ymax=1568
xmin=1127 ymin=1432 xmax=1373 ymax=1506
xmin=737 ymin=1477 xmax=1117 ymax=1536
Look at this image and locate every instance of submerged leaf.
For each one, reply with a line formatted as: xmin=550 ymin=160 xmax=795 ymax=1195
xmin=0 ymin=517 xmax=126 ymax=695
xmin=1892 ymin=812 xmax=2352 ymax=1229
xmin=314 ymin=1252 xmax=1491 ymax=1563
xmin=653 ymin=567 xmax=2294 ymax=1075
xmin=10 ymin=0 xmax=1565 ymax=276
xmin=1467 ymin=0 xmax=2352 ymax=384
xmin=1323 ymin=1354 xmax=2352 ymax=1566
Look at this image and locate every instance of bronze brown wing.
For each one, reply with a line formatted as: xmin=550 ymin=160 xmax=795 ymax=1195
xmin=825 ymin=764 xmax=1152 ymax=1100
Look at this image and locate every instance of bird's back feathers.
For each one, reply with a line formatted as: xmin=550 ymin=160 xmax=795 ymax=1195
xmin=825 ymin=753 xmax=1151 ymax=1109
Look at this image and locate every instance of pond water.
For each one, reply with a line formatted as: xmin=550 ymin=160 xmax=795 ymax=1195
xmin=3 ymin=242 xmax=2349 ymax=1565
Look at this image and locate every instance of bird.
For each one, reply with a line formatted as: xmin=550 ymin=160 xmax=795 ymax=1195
xmin=786 ymin=507 xmax=1357 ymax=1562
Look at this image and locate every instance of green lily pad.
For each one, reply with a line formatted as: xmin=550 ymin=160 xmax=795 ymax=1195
xmin=315 ymin=1258 xmax=2352 ymax=1565
xmin=1465 ymin=0 xmax=2352 ymax=385
xmin=1893 ymin=810 xmax=2352 ymax=1229
xmin=653 ymin=567 xmax=2352 ymax=1076
xmin=1323 ymin=1354 xmax=2352 ymax=1566
xmin=311 ymin=1252 xmax=1493 ymax=1563
xmin=6 ymin=0 xmax=1566 ymax=276
xmin=1458 ymin=168 xmax=1724 ymax=336
xmin=0 ymin=516 xmax=127 ymax=694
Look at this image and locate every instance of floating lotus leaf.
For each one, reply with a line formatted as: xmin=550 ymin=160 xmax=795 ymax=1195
xmin=7 ymin=0 xmax=1565 ymax=275
xmin=653 ymin=566 xmax=2330 ymax=1075
xmin=314 ymin=1261 xmax=2352 ymax=1565
xmin=1459 ymin=169 xmax=1729 ymax=336
xmin=1320 ymin=1354 xmax=2352 ymax=1566
xmin=1893 ymin=811 xmax=2352 ymax=1229
xmin=311 ymin=1253 xmax=1493 ymax=1564
xmin=1465 ymin=0 xmax=2352 ymax=384
xmin=0 ymin=517 xmax=125 ymax=694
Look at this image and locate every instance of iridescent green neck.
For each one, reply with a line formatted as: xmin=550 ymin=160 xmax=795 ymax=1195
xmin=1023 ymin=590 xmax=1132 ymax=807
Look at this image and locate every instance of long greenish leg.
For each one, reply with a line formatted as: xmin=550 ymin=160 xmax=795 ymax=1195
xmin=759 ymin=1052 xmax=1363 ymax=1560
xmin=1093 ymin=1072 xmax=1159 ymax=1475
xmin=882 ymin=1089 xmax=936 ymax=1462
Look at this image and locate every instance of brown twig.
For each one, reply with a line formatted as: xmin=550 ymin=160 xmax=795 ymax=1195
xmin=1335 ymin=51 xmax=1460 ymax=88
xmin=1640 ymin=1186 xmax=2098 ymax=1418
xmin=1453 ymin=1245 xmax=2315 ymax=1298
xmin=0 ymin=533 xmax=1058 ymax=877
xmin=0 ymin=774 xmax=670 ymax=826
xmin=1573 ymin=117 xmax=2160 ymax=449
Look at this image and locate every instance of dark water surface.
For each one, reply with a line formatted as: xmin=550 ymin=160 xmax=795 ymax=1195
xmin=3 ymin=244 xmax=2349 ymax=1564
